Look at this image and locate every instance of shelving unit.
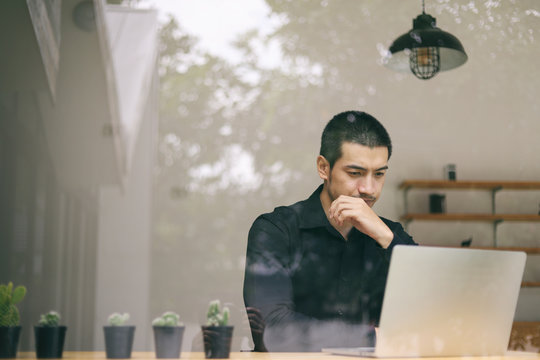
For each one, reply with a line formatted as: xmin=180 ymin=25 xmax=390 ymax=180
xmin=399 ymin=180 xmax=540 ymax=246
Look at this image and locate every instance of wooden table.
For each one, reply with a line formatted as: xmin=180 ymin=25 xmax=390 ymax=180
xmin=15 ymin=351 xmax=540 ymax=360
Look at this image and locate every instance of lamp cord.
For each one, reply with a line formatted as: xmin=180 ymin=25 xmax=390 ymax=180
xmin=422 ymin=0 xmax=425 ymax=14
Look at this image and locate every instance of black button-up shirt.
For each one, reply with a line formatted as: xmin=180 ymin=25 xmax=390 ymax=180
xmin=243 ymin=185 xmax=416 ymax=351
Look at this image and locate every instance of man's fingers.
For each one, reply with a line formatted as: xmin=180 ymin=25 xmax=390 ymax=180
xmin=331 ymin=196 xmax=366 ymax=220
xmin=336 ymin=209 xmax=356 ymax=225
xmin=330 ymin=201 xmax=349 ymax=223
xmin=331 ymin=196 xmax=377 ymax=229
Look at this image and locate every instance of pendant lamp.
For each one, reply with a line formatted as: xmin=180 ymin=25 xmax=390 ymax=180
xmin=384 ymin=0 xmax=467 ymax=80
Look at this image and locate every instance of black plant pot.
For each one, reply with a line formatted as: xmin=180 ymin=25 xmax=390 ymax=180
xmin=103 ymin=326 xmax=135 ymax=359
xmin=201 ymin=326 xmax=233 ymax=359
xmin=0 ymin=326 xmax=21 ymax=358
xmin=153 ymin=326 xmax=185 ymax=358
xmin=34 ymin=326 xmax=67 ymax=358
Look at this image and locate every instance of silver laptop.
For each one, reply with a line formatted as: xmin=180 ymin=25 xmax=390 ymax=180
xmin=323 ymin=245 xmax=526 ymax=357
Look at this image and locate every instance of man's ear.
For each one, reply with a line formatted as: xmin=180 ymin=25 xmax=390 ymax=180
xmin=317 ymin=155 xmax=330 ymax=180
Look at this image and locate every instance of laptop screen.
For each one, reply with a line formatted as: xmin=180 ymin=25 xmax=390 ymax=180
xmin=375 ymin=245 xmax=526 ymax=357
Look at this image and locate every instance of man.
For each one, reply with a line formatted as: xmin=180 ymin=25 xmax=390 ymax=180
xmin=243 ymin=111 xmax=416 ymax=351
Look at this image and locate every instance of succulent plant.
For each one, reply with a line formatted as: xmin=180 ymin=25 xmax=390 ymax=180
xmin=152 ymin=311 xmax=182 ymax=327
xmin=0 ymin=282 xmax=27 ymax=327
xmin=206 ymin=300 xmax=229 ymax=327
xmin=107 ymin=312 xmax=130 ymax=326
xmin=38 ymin=311 xmax=60 ymax=327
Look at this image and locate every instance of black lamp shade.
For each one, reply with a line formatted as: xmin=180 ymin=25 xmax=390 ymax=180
xmin=384 ymin=13 xmax=467 ymax=74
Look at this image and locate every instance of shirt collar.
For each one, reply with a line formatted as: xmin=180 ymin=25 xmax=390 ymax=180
xmin=298 ymin=184 xmax=331 ymax=229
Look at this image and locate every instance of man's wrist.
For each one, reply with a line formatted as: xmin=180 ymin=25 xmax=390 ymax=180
xmin=377 ymin=227 xmax=394 ymax=249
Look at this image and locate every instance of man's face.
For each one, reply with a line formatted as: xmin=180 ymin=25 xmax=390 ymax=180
xmin=324 ymin=142 xmax=389 ymax=208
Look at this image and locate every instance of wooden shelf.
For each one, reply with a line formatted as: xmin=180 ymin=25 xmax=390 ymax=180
xmin=427 ymin=245 xmax=540 ymax=255
xmin=470 ymin=247 xmax=540 ymax=254
xmin=400 ymin=180 xmax=540 ymax=191
xmin=401 ymin=214 xmax=540 ymax=222
xmin=522 ymin=282 xmax=540 ymax=288
xmin=478 ymin=247 xmax=540 ymax=254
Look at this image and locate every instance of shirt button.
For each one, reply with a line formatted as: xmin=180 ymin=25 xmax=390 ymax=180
xmin=338 ymin=310 xmax=344 ymax=316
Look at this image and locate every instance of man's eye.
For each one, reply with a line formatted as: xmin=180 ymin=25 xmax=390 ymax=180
xmin=375 ymin=172 xmax=386 ymax=177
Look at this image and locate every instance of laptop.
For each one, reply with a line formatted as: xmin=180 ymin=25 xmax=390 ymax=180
xmin=323 ymin=245 xmax=526 ymax=357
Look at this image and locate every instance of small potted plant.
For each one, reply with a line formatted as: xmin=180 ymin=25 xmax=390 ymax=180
xmin=103 ymin=312 xmax=135 ymax=359
xmin=201 ymin=300 xmax=233 ymax=359
xmin=34 ymin=311 xmax=67 ymax=358
xmin=0 ymin=282 xmax=26 ymax=358
xmin=152 ymin=311 xmax=185 ymax=358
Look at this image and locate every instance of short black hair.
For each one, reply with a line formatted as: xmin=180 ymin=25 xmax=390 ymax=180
xmin=320 ymin=111 xmax=392 ymax=168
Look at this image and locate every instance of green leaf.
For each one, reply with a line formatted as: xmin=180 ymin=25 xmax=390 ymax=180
xmin=0 ymin=285 xmax=9 ymax=304
xmin=221 ymin=307 xmax=229 ymax=326
xmin=12 ymin=286 xmax=26 ymax=304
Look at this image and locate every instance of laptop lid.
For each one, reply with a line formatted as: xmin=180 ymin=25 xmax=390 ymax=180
xmin=374 ymin=245 xmax=526 ymax=357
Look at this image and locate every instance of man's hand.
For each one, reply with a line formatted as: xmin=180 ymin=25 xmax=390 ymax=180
xmin=246 ymin=307 xmax=268 ymax=352
xmin=329 ymin=195 xmax=393 ymax=248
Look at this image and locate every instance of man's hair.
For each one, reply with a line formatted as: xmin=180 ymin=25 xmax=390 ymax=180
xmin=320 ymin=110 xmax=392 ymax=168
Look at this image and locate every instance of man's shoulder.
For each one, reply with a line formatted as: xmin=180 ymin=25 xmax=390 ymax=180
xmin=256 ymin=197 xmax=308 ymax=225
xmin=250 ymin=187 xmax=324 ymax=235
xmin=246 ymin=200 xmax=307 ymax=244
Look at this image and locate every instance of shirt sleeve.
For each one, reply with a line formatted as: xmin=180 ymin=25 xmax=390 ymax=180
xmin=244 ymin=214 xmax=296 ymax=325
xmin=380 ymin=220 xmax=417 ymax=262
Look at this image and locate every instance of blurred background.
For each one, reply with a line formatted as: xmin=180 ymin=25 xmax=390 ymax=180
xmin=1 ymin=0 xmax=539 ymax=353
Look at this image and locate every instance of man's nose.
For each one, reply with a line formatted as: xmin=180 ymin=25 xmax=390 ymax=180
xmin=357 ymin=176 xmax=375 ymax=194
